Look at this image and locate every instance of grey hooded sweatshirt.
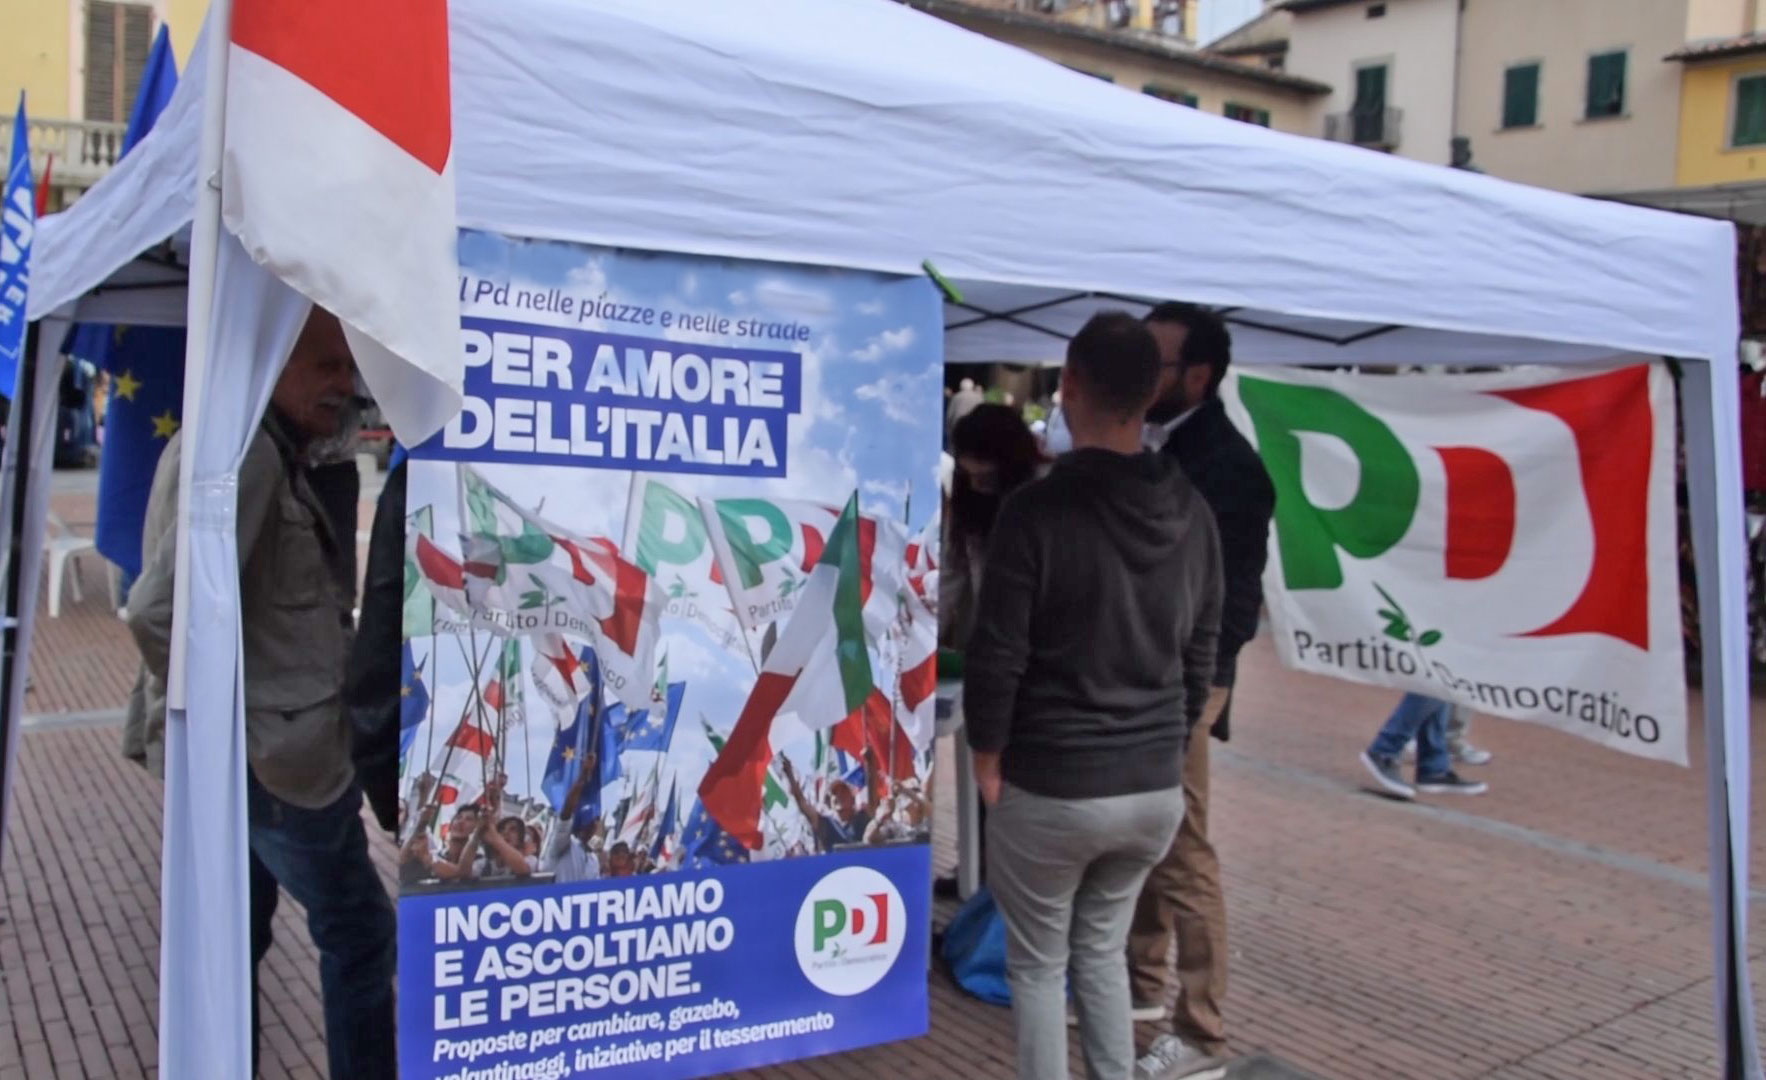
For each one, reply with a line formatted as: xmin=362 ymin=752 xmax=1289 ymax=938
xmin=963 ymin=447 xmax=1223 ymax=801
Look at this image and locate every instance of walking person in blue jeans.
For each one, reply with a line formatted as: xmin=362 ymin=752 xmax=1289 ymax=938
xmin=1359 ymin=693 xmax=1488 ymax=799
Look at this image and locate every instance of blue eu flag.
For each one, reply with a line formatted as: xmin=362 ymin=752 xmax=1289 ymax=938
xmin=83 ymin=27 xmax=181 ymax=579
xmin=650 ymin=781 xmax=679 ymax=860
xmin=615 ymin=683 xmax=685 ymax=754
xmin=680 ymin=800 xmax=750 ymax=867
xmin=540 ymin=649 xmax=624 ymax=827
xmin=94 ymin=327 xmax=185 ymax=577
xmin=399 ymin=644 xmax=430 ymax=764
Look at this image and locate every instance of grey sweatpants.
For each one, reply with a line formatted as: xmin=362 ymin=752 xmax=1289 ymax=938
xmin=988 ymin=782 xmax=1185 ymax=1080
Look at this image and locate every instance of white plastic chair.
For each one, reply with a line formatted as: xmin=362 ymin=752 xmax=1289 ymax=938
xmin=44 ymin=513 xmax=97 ymax=618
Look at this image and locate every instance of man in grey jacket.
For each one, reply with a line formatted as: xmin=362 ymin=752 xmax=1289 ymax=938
xmin=966 ymin=312 xmax=1223 ymax=1080
xmin=123 ymin=308 xmax=395 ymax=1079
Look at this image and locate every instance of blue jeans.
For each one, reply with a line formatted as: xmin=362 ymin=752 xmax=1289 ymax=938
xmin=1367 ymin=694 xmax=1452 ymax=780
xmin=248 ymin=773 xmax=396 ymax=1079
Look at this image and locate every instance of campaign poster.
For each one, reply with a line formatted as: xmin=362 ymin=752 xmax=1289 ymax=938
xmin=395 ymin=230 xmax=945 ymax=1079
xmin=1220 ymin=363 xmax=1685 ymax=764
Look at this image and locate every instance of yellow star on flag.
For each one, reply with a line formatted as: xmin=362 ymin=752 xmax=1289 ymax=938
xmin=561 ymin=747 xmax=576 ymax=762
xmin=113 ymin=370 xmax=142 ymax=401
xmin=151 ymin=411 xmax=180 ymax=439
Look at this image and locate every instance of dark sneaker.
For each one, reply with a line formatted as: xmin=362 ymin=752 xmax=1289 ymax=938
xmin=1416 ymin=770 xmax=1488 ymax=795
xmin=1135 ymin=1034 xmax=1227 ymax=1080
xmin=1359 ymin=751 xmax=1415 ymax=799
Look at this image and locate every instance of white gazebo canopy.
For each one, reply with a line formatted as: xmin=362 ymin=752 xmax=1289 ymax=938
xmin=21 ymin=0 xmax=1754 ymax=1077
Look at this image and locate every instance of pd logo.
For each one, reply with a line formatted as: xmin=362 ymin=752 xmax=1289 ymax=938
xmin=794 ymin=866 xmax=906 ymax=996
xmin=1235 ymin=365 xmax=1655 ymax=650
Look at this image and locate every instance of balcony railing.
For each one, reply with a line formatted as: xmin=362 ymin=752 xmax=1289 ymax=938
xmin=0 ymin=117 xmax=128 ymax=192
xmin=1325 ymin=107 xmax=1403 ymax=150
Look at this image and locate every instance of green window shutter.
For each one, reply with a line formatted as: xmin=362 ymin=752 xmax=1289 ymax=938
xmin=1253 ymin=107 xmax=1270 ymax=127
xmin=1353 ymin=64 xmax=1388 ymax=143
xmin=1502 ymin=63 xmax=1539 ymax=128
xmin=1143 ymin=84 xmax=1198 ymax=108
xmin=1734 ymin=75 xmax=1766 ymax=147
xmin=1585 ymin=51 xmax=1626 ymax=118
xmin=1354 ymin=64 xmax=1387 ymax=113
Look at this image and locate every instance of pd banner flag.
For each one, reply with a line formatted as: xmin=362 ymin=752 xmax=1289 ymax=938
xmin=397 ymin=231 xmax=941 ymax=1080
xmin=1221 ymin=363 xmax=1685 ymax=764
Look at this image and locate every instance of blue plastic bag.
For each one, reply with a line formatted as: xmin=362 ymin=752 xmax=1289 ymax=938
xmin=941 ymin=885 xmax=1011 ymax=1007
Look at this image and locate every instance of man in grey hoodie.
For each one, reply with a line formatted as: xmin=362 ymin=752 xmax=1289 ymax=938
xmin=966 ymin=311 xmax=1224 ymax=1080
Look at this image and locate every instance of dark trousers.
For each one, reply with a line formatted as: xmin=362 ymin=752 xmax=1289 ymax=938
xmin=248 ymin=773 xmax=397 ymax=1079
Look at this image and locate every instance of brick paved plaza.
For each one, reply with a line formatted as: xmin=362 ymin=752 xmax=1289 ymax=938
xmin=2 ymin=477 xmax=1763 ymax=1079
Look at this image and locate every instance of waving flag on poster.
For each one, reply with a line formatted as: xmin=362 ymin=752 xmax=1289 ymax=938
xmin=457 ymin=466 xmax=663 ymax=710
xmin=399 ymin=643 xmax=430 ymax=762
xmin=896 ymin=584 xmax=939 ymax=752
xmin=699 ymin=495 xmax=888 ymax=848
xmin=700 ymin=493 xmax=908 ymax=642
xmin=530 ymin=633 xmax=594 ymax=714
xmin=540 ymin=648 xmax=615 ymax=817
xmin=0 ymin=93 xmax=34 ymax=399
xmin=223 ymin=0 xmax=460 ymax=440
xmin=411 ymin=528 xmax=470 ymax=619
xmin=1220 ymin=364 xmax=1685 ymax=764
xmin=403 ymin=505 xmax=443 ymax=634
xmin=624 ymin=475 xmax=748 ymax=656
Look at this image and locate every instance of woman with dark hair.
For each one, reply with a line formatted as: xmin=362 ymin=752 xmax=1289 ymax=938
xmin=938 ymin=403 xmax=1048 ymax=898
xmin=942 ymin=403 xmax=1050 ymax=649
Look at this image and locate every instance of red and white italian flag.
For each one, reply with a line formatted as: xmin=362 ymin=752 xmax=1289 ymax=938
xmin=223 ymin=0 xmax=460 ymax=439
xmin=698 ymin=493 xmax=881 ymax=848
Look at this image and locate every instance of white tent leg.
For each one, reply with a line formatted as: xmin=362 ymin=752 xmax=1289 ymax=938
xmin=1681 ymin=356 xmax=1763 ymax=1080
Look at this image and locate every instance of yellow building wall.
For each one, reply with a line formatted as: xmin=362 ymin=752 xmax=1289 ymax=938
xmin=162 ymin=0 xmax=207 ymax=71
xmin=1677 ymin=58 xmax=1766 ymax=186
xmin=1054 ymin=0 xmax=1196 ymax=39
xmin=1 ymin=0 xmax=76 ymax=118
xmin=1 ymin=0 xmax=207 ymax=121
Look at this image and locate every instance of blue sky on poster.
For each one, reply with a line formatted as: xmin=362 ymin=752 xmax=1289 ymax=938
xmin=402 ymin=232 xmax=942 ymax=835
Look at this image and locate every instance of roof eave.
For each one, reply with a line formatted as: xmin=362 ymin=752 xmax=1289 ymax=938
xmin=904 ymin=0 xmax=1332 ymax=95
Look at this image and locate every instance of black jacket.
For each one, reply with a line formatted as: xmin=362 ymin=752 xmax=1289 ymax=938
xmin=1162 ymin=397 xmax=1275 ymax=741
xmin=344 ymin=459 xmax=406 ymax=833
xmin=963 ymin=449 xmax=1223 ymax=801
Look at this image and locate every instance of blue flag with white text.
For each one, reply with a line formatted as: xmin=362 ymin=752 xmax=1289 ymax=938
xmin=0 ymin=94 xmax=35 ymax=400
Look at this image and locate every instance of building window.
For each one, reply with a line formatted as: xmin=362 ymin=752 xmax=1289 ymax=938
xmin=1502 ymin=62 xmax=1540 ymax=129
xmin=1144 ymin=84 xmax=1199 ymax=108
xmin=1734 ymin=75 xmax=1766 ymax=147
xmin=1367 ymin=3 xmax=1387 ymax=17
xmin=1352 ymin=62 xmax=1388 ymax=144
xmin=1584 ymin=50 xmax=1626 ymax=119
xmin=84 ymin=1 xmax=155 ymax=124
xmin=1224 ymin=102 xmax=1271 ymax=126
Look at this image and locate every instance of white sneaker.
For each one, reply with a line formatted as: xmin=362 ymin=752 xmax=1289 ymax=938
xmin=1135 ymin=1034 xmax=1227 ymax=1080
xmin=1453 ymin=743 xmax=1493 ymax=766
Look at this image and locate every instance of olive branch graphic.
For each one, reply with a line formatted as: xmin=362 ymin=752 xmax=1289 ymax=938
xmin=1374 ymin=582 xmax=1442 ymax=647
